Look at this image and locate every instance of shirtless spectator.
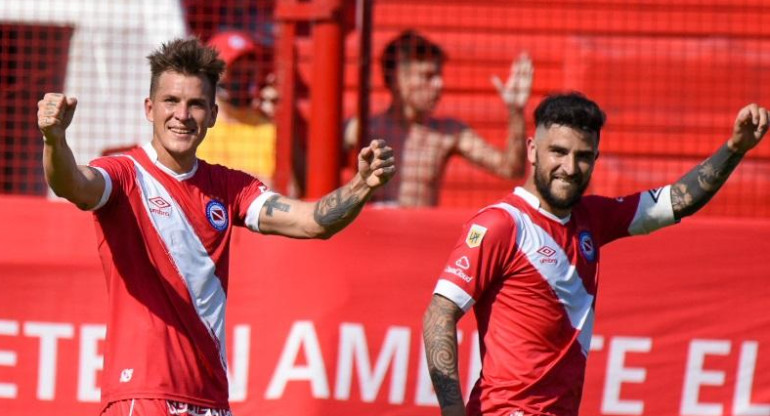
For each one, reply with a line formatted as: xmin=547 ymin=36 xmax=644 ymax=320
xmin=345 ymin=30 xmax=532 ymax=206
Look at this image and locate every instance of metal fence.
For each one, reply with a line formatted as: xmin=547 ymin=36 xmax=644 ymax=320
xmin=2 ymin=0 xmax=769 ymax=216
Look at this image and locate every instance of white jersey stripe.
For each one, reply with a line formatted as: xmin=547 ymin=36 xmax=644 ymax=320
xmin=628 ymin=185 xmax=676 ymax=235
xmin=125 ymin=156 xmax=229 ymax=372
xmin=490 ymin=203 xmax=595 ymax=356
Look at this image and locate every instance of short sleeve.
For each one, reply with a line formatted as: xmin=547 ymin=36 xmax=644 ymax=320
xmin=433 ymin=207 xmax=517 ymax=312
xmin=222 ymin=167 xmax=275 ymax=231
xmin=88 ymin=156 xmax=135 ymax=210
xmin=583 ymin=185 xmax=676 ymax=246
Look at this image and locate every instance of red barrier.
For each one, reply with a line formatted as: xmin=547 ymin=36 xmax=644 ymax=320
xmin=0 ymin=196 xmax=768 ymax=415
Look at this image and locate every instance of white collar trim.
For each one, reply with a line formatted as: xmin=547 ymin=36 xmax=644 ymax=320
xmin=513 ymin=187 xmax=571 ymax=225
xmin=141 ymin=142 xmax=198 ymax=181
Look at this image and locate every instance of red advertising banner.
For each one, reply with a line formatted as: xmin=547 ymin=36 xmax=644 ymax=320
xmin=0 ymin=196 xmax=768 ymax=415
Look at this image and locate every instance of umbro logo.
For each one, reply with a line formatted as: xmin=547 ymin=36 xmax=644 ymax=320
xmin=148 ymin=196 xmax=171 ymax=217
xmin=537 ymin=246 xmax=558 ymax=265
xmin=149 ymin=196 xmax=171 ymax=209
xmin=648 ymin=187 xmax=664 ymax=203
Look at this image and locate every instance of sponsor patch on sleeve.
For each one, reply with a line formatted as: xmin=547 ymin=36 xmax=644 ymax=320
xmin=465 ymin=224 xmax=487 ymax=248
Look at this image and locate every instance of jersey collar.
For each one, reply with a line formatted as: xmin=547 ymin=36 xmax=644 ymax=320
xmin=513 ymin=187 xmax=571 ymax=225
xmin=141 ymin=142 xmax=199 ymax=181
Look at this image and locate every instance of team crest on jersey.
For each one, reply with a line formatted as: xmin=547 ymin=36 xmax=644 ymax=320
xmin=578 ymin=230 xmax=596 ymax=262
xmin=465 ymin=224 xmax=487 ymax=248
xmin=206 ymin=200 xmax=228 ymax=231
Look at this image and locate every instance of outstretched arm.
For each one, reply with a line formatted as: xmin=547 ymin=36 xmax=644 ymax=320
xmin=39 ymin=93 xmax=106 ymax=210
xmin=671 ymin=104 xmax=768 ymax=220
xmin=258 ymin=139 xmax=395 ymax=239
xmin=423 ymin=294 xmax=466 ymax=416
xmin=457 ymin=52 xmax=533 ymax=179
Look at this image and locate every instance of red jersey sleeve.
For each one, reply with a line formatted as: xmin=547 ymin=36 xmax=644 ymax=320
xmin=582 ymin=185 xmax=676 ymax=247
xmin=433 ymin=207 xmax=518 ymax=312
xmin=210 ymin=165 xmax=273 ymax=228
xmin=88 ymin=155 xmax=137 ymax=210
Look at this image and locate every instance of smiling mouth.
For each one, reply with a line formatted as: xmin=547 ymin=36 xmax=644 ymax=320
xmin=169 ymin=127 xmax=195 ymax=135
xmin=553 ymin=177 xmax=578 ymax=186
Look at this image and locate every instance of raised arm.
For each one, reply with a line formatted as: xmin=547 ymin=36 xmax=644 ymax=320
xmin=423 ymin=294 xmax=466 ymax=416
xmin=39 ymin=93 xmax=106 ymax=210
xmin=671 ymin=104 xmax=768 ymax=220
xmin=257 ymin=139 xmax=395 ymax=239
xmin=456 ymin=52 xmax=533 ymax=178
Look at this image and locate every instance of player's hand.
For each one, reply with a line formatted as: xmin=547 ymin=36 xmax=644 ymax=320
xmin=491 ymin=52 xmax=533 ymax=110
xmin=358 ymin=139 xmax=395 ymax=189
xmin=728 ymin=103 xmax=768 ymax=154
xmin=38 ymin=93 xmax=78 ymax=144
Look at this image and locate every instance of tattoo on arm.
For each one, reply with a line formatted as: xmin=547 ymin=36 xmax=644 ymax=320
xmin=671 ymin=143 xmax=744 ymax=219
xmin=423 ymin=297 xmax=464 ymax=409
xmin=313 ymin=188 xmax=362 ymax=228
xmin=265 ymin=195 xmax=291 ymax=216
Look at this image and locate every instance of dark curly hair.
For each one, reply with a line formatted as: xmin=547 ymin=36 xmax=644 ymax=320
xmin=534 ymin=92 xmax=606 ymax=143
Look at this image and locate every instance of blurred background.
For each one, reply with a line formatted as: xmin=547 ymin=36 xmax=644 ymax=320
xmin=2 ymin=0 xmax=769 ymax=215
xmin=1 ymin=2 xmax=770 ymax=415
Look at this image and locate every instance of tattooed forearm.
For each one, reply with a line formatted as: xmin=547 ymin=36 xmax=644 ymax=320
xmin=265 ymin=195 xmax=291 ymax=216
xmin=313 ymin=188 xmax=362 ymax=229
xmin=423 ymin=296 xmax=464 ymax=410
xmin=672 ymin=143 xmax=744 ymax=219
xmin=430 ymin=371 xmax=464 ymax=410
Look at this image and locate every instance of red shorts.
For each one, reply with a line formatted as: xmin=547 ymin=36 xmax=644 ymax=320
xmin=101 ymin=399 xmax=232 ymax=416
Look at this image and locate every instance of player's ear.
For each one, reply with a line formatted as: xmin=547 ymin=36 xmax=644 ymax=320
xmin=527 ymin=136 xmax=536 ymax=165
xmin=144 ymin=97 xmax=154 ymax=122
xmin=208 ymin=103 xmax=218 ymax=127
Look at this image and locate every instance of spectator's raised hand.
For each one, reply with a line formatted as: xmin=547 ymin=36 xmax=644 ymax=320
xmin=491 ymin=52 xmax=534 ymax=110
xmin=358 ymin=139 xmax=395 ymax=189
xmin=38 ymin=93 xmax=78 ymax=144
xmin=728 ymin=103 xmax=769 ymax=154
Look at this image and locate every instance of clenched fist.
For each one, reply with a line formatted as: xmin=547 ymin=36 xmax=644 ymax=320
xmin=728 ymin=103 xmax=768 ymax=154
xmin=358 ymin=139 xmax=396 ymax=189
xmin=38 ymin=93 xmax=78 ymax=144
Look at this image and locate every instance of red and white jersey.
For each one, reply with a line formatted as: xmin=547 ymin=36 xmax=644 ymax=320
xmin=434 ymin=186 xmax=676 ymax=416
xmin=88 ymin=143 xmax=274 ymax=411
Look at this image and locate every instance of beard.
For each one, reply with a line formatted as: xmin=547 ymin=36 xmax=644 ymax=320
xmin=533 ymin=157 xmax=591 ymax=211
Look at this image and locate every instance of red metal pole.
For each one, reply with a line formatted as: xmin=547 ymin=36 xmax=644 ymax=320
xmin=273 ymin=21 xmax=297 ymax=195
xmin=353 ymin=0 xmax=372 ymax=169
xmin=306 ymin=0 xmax=345 ymax=199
